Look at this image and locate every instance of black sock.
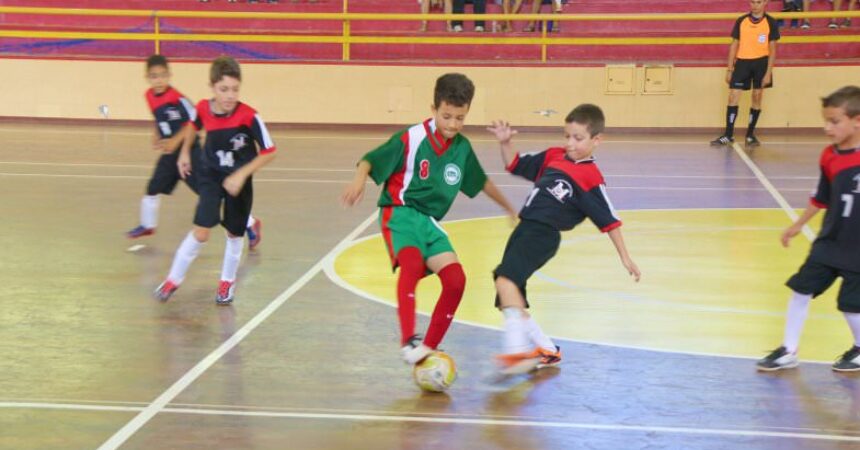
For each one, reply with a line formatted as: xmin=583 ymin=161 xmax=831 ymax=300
xmin=748 ymin=109 xmax=761 ymax=137
xmin=726 ymin=105 xmax=739 ymax=138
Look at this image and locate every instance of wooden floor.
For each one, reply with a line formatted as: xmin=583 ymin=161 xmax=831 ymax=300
xmin=2 ymin=121 xmax=860 ymax=450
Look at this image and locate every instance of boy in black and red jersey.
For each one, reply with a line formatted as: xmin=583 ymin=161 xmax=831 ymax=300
xmin=487 ymin=104 xmax=641 ymax=374
xmin=758 ymin=86 xmax=860 ymax=372
xmin=154 ymin=56 xmax=276 ymax=305
xmin=127 ymin=55 xmax=263 ymax=250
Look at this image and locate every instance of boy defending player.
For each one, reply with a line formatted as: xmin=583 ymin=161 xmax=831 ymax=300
xmin=341 ymin=73 xmax=518 ymax=365
xmin=757 ymin=86 xmax=860 ymax=372
xmin=154 ymin=56 xmax=276 ymax=305
xmin=127 ymin=55 xmax=262 ymax=250
xmin=488 ymin=104 xmax=641 ymax=374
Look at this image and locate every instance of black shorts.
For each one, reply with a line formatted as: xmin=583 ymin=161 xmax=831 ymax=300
xmin=493 ymin=219 xmax=561 ymax=308
xmin=193 ymin=167 xmax=253 ymax=237
xmin=730 ymin=57 xmax=773 ymax=91
xmin=146 ymin=146 xmax=201 ymax=196
xmin=786 ymin=259 xmax=860 ymax=313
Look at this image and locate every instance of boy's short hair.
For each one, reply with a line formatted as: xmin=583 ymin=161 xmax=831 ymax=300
xmin=434 ymin=73 xmax=475 ymax=108
xmin=565 ymin=104 xmax=605 ymax=137
xmin=822 ymin=86 xmax=860 ymax=118
xmin=210 ymin=56 xmax=242 ymax=85
xmin=146 ymin=54 xmax=169 ymax=70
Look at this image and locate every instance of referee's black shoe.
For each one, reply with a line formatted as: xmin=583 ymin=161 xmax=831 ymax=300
xmin=710 ymin=135 xmax=734 ymax=147
xmin=745 ymin=135 xmax=761 ymax=148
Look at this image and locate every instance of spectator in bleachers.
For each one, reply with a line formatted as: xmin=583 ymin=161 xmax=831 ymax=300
xmin=800 ymin=0 xmax=843 ymax=29
xmin=778 ymin=0 xmax=802 ymax=28
xmin=843 ymin=0 xmax=856 ymax=27
xmin=508 ymin=0 xmax=563 ymax=32
xmin=420 ymin=0 xmax=453 ymax=32
xmin=451 ymin=0 xmax=487 ymax=32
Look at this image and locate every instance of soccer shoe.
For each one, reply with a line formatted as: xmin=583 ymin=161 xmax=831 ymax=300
xmin=801 ymin=20 xmax=811 ymax=29
xmin=496 ymin=349 xmax=542 ymax=375
xmin=832 ymin=346 xmax=860 ymax=372
xmin=536 ymin=345 xmax=562 ymax=369
xmin=745 ymin=135 xmax=761 ymax=148
xmin=127 ymin=225 xmax=155 ymax=239
xmin=828 ymin=20 xmax=839 ymax=29
xmin=756 ymin=346 xmax=799 ymax=371
xmin=401 ymin=334 xmax=432 ymax=364
xmin=841 ymin=19 xmax=851 ymax=28
xmin=247 ymin=218 xmax=262 ymax=250
xmin=154 ymin=280 xmax=179 ymax=302
xmin=709 ymin=135 xmax=734 ymax=147
xmin=215 ymin=280 xmax=236 ymax=305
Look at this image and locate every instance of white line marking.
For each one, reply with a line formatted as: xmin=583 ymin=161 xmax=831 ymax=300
xmin=5 ymin=401 xmax=860 ymax=442
xmin=731 ymin=143 xmax=816 ymax=241
xmin=96 ymin=211 xmax=378 ymax=450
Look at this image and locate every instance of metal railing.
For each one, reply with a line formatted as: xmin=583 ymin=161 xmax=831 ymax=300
xmin=0 ymin=6 xmax=858 ymax=62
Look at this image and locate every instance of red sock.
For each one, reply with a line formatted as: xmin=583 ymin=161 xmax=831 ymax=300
xmin=424 ymin=263 xmax=466 ymax=349
xmin=396 ymin=247 xmax=425 ymax=346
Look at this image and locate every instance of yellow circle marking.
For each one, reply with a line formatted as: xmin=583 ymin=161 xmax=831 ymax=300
xmin=332 ymin=209 xmax=847 ymax=362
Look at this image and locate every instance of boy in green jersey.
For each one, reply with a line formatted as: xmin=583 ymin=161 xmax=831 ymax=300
xmin=342 ymin=73 xmax=517 ymax=365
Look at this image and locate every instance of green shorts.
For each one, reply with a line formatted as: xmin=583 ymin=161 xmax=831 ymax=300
xmin=379 ymin=206 xmax=455 ymax=269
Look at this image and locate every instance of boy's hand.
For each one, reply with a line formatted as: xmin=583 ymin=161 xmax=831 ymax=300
xmin=622 ymin=257 xmax=641 ymax=282
xmin=177 ymin=152 xmax=192 ymax=179
xmin=153 ymin=138 xmax=178 ymax=154
xmin=763 ymin=71 xmax=772 ymax=87
xmin=487 ymin=120 xmax=518 ymax=144
xmin=781 ymin=224 xmax=801 ymax=247
xmin=223 ymin=173 xmax=246 ymax=197
xmin=341 ymin=179 xmax=366 ymax=207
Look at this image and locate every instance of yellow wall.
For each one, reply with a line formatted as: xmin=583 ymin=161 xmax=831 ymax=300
xmin=2 ymin=58 xmax=857 ymax=128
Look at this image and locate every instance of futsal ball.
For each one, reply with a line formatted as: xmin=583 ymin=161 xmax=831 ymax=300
xmin=412 ymin=351 xmax=457 ymax=392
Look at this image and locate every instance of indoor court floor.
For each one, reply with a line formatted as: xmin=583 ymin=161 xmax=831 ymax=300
xmin=2 ymin=121 xmax=860 ymax=449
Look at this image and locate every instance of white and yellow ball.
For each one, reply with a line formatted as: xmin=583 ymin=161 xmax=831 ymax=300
xmin=412 ymin=351 xmax=457 ymax=392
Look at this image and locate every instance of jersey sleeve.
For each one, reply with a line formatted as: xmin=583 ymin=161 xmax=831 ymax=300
xmin=579 ymin=184 xmax=622 ymax=232
xmin=767 ymin=15 xmax=781 ymax=41
xmin=459 ymin=147 xmax=488 ymax=198
xmin=250 ymin=113 xmax=276 ymax=154
xmin=731 ymin=16 xmax=743 ymax=39
xmin=179 ymin=96 xmax=197 ymax=123
xmin=811 ymin=167 xmax=830 ymax=208
xmin=189 ymin=100 xmax=205 ymax=130
xmin=362 ymin=132 xmax=406 ymax=186
xmin=507 ymin=149 xmax=551 ymax=182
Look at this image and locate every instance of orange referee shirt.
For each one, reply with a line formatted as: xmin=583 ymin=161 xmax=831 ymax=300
xmin=731 ymin=13 xmax=780 ymax=60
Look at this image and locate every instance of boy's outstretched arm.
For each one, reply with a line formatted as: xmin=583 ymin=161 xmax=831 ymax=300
xmin=781 ymin=204 xmax=820 ymax=247
xmin=482 ymin=179 xmax=518 ymax=223
xmin=341 ymin=160 xmax=371 ymax=207
xmin=176 ymin=123 xmax=198 ymax=179
xmin=607 ymin=228 xmax=641 ymax=282
xmin=487 ymin=120 xmax=518 ymax=167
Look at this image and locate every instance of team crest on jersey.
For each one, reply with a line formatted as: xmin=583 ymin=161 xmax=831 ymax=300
xmin=165 ymin=108 xmax=182 ymax=121
xmin=443 ymin=163 xmax=461 ymax=185
xmin=546 ymin=179 xmax=573 ymax=202
xmin=419 ymin=159 xmax=430 ymax=180
xmin=757 ymin=34 xmax=766 ymax=44
xmin=230 ymin=134 xmax=250 ymax=151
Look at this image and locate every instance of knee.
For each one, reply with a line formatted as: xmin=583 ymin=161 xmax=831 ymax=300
xmin=440 ymin=263 xmax=466 ymax=294
xmin=193 ymin=227 xmax=210 ymax=243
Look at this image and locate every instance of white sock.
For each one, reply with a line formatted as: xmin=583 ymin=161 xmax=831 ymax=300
xmin=140 ymin=195 xmax=160 ymax=229
xmin=782 ymin=291 xmax=812 ymax=353
xmin=525 ymin=316 xmax=555 ymax=352
xmin=220 ymin=236 xmax=244 ymax=282
xmin=502 ymin=308 xmax=532 ymax=354
xmin=843 ymin=313 xmax=860 ymax=348
xmin=246 ymin=214 xmax=255 ymax=229
xmin=167 ymin=231 xmax=204 ymax=284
